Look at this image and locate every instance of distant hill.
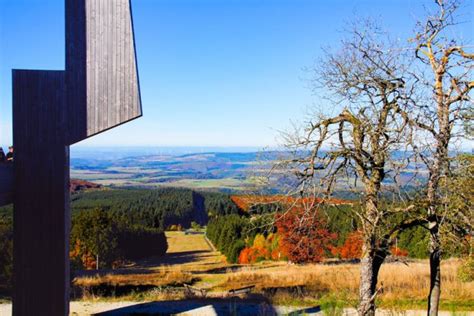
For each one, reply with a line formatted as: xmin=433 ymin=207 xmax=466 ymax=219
xmin=69 ymin=149 xmax=429 ymax=195
xmin=70 ymin=151 xmax=274 ymax=192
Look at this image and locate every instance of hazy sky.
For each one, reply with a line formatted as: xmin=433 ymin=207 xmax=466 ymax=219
xmin=0 ymin=0 xmax=472 ymax=148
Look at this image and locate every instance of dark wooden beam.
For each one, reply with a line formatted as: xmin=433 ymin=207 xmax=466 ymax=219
xmin=10 ymin=2 xmax=142 ymax=314
xmin=12 ymin=70 xmax=69 ymax=316
xmin=0 ymin=164 xmax=13 ymax=206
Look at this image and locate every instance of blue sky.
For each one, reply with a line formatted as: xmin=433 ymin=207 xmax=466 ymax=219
xmin=0 ymin=0 xmax=472 ymax=149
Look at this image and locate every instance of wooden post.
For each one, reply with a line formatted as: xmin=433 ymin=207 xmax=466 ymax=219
xmin=12 ymin=70 xmax=69 ymax=316
xmin=10 ymin=1 xmax=142 ymax=314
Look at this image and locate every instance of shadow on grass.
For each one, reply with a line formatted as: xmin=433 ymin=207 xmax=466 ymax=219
xmin=139 ymin=250 xmax=211 ymax=266
xmin=95 ymin=296 xmax=321 ymax=316
xmin=199 ymin=262 xmax=283 ymax=275
xmin=75 ymin=250 xmax=213 ymax=278
xmin=199 ymin=265 xmax=241 ymax=274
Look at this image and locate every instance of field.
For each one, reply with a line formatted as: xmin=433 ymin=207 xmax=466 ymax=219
xmin=72 ymin=232 xmax=474 ymax=312
xmin=70 ymin=151 xmax=261 ymax=192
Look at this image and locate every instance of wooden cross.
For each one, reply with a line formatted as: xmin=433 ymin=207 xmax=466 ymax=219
xmin=1 ymin=1 xmax=142 ymax=314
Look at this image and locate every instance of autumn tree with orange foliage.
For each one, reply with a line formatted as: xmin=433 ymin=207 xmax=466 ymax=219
xmin=69 ymin=239 xmax=96 ymax=270
xmin=238 ymin=233 xmax=283 ymax=264
xmin=335 ymin=231 xmax=364 ymax=260
xmin=390 ymin=246 xmax=408 ymax=257
xmin=275 ymin=209 xmax=337 ymax=263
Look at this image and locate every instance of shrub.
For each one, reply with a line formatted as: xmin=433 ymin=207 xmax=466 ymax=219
xmin=71 ymin=208 xmax=119 ymax=269
xmin=207 ymin=214 xmax=249 ymax=263
xmin=228 ymin=240 xmax=246 ymax=263
xmin=275 ymin=209 xmax=337 ymax=263
xmin=333 ymin=230 xmax=363 ymax=259
xmin=0 ymin=223 xmax=13 ymax=292
xmin=71 ymin=208 xmax=168 ymax=269
xmin=397 ymin=226 xmax=429 ymax=259
xmin=390 ymin=246 xmax=409 ymax=257
xmin=167 ymin=224 xmax=183 ymax=231
xmin=238 ymin=233 xmax=283 ymax=264
xmin=190 ymin=221 xmax=201 ymax=231
xmin=458 ymin=256 xmax=474 ymax=282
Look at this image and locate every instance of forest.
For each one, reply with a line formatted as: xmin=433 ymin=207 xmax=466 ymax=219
xmin=0 ymin=155 xmax=471 ymax=312
xmin=0 ymin=187 xmax=240 ymax=295
xmin=1 ymin=176 xmax=470 ymax=296
xmin=206 ymin=202 xmax=441 ymax=265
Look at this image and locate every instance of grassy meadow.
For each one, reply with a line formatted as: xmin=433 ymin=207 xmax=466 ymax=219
xmin=72 ymin=232 xmax=474 ymax=311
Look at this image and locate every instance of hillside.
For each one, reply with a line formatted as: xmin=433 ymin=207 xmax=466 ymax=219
xmin=70 ymin=151 xmax=266 ymax=192
xmin=69 ymin=150 xmax=431 ymax=198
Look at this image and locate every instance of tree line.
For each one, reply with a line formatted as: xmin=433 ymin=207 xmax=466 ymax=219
xmin=206 ymin=200 xmax=468 ymax=265
xmin=0 ymin=187 xmax=241 ymax=295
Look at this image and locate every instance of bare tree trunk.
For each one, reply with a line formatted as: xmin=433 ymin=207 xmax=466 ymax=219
xmin=427 ymin=175 xmax=441 ymax=315
xmin=428 ymin=227 xmax=441 ymax=316
xmin=358 ymin=244 xmax=385 ymax=316
xmin=358 ymin=193 xmax=385 ymax=316
xmin=424 ymin=135 xmax=448 ymax=314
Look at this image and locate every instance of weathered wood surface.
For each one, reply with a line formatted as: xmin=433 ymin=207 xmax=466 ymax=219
xmin=227 ymin=285 xmax=255 ymax=296
xmin=184 ymin=284 xmax=208 ymax=298
xmin=11 ymin=1 xmax=142 ymax=314
xmin=12 ymin=70 xmax=70 ymax=316
xmin=66 ymin=0 xmax=142 ymax=144
xmin=0 ymin=164 xmax=13 ymax=206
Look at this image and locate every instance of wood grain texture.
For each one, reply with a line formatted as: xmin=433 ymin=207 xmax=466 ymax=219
xmin=66 ymin=0 xmax=142 ymax=145
xmin=9 ymin=2 xmax=143 ymax=313
xmin=12 ymin=70 xmax=70 ymax=316
xmin=0 ymin=164 xmax=13 ymax=207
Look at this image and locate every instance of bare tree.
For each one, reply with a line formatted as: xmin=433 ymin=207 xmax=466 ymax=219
xmin=274 ymin=21 xmax=422 ymax=316
xmin=411 ymin=0 xmax=474 ymax=313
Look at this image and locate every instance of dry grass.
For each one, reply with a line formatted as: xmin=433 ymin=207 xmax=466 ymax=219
xmin=73 ymin=232 xmax=473 ymax=310
xmin=224 ymin=262 xmax=356 ymax=293
xmin=74 ymin=268 xmax=196 ymax=287
xmin=73 ymin=232 xmax=223 ymax=295
xmin=223 ymin=259 xmax=474 ymax=306
xmin=165 ymin=231 xmax=211 ymax=253
xmin=379 ymin=259 xmax=473 ymax=302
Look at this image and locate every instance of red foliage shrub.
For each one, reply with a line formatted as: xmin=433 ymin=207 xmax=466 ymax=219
xmin=336 ymin=230 xmax=363 ymax=259
xmin=238 ymin=233 xmax=283 ymax=264
xmin=234 ymin=196 xmax=351 ymax=264
xmin=275 ymin=209 xmax=337 ymax=263
xmin=70 ymin=239 xmax=97 ymax=269
xmin=390 ymin=246 xmax=409 ymax=257
xmin=238 ymin=247 xmax=253 ymax=264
